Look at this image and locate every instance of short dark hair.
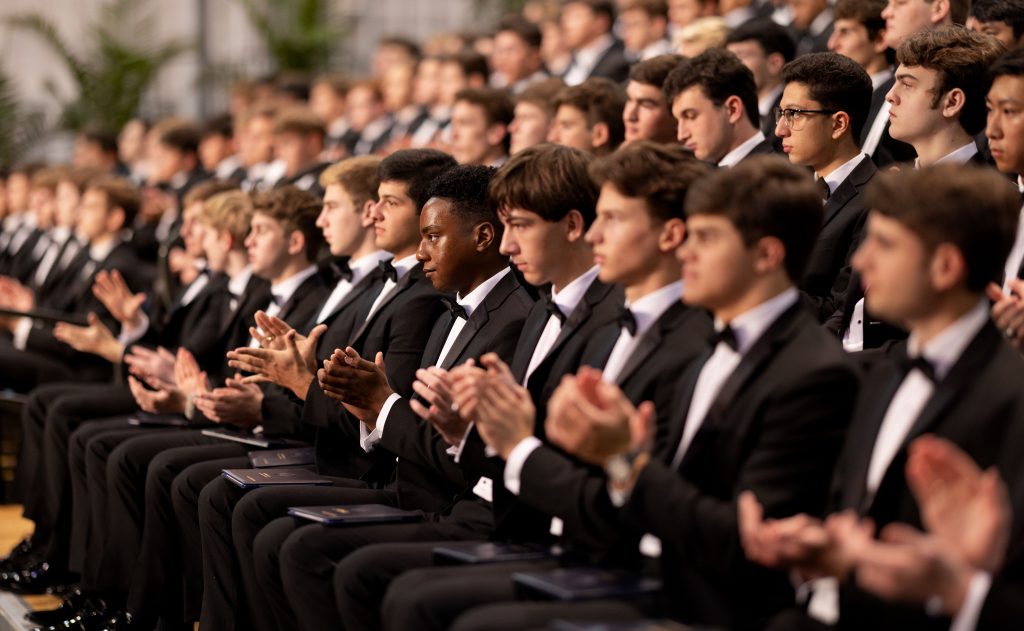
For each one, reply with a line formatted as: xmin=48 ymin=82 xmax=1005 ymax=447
xmin=442 ymin=50 xmax=491 ymax=83
xmin=620 ymin=0 xmax=669 ymax=19
xmin=496 ymin=14 xmax=543 ymax=48
xmin=378 ymin=36 xmax=422 ymax=61
xmin=971 ymin=0 xmax=1024 ymax=38
xmin=377 ymin=149 xmax=458 ymax=212
xmin=726 ymin=19 xmax=797 ymax=63
xmin=250 ymin=185 xmax=325 ymax=262
xmin=897 ymin=27 xmax=1008 ymax=136
xmin=988 ymin=47 xmax=1024 ymax=83
xmin=183 ymin=179 xmax=239 ymax=207
xmin=629 ymin=54 xmax=685 ymax=89
xmin=867 ymin=164 xmax=1020 ymax=291
xmin=160 ymin=124 xmax=201 ymax=156
xmin=455 ymin=88 xmax=515 ymax=154
xmin=663 ymin=49 xmax=760 ymax=129
xmin=834 ymin=0 xmax=888 ymax=42
xmin=589 ymin=140 xmax=711 ymax=223
xmin=427 ymin=164 xmax=501 ymax=236
xmin=685 ymin=156 xmax=823 ymax=283
xmin=489 ymin=143 xmax=599 ymax=225
xmin=200 ymin=113 xmax=234 ymax=140
xmin=563 ymin=0 xmax=617 ymax=26
xmin=87 ymin=174 xmax=142 ymax=227
xmin=274 ymin=106 xmax=327 ymax=137
xmin=80 ymin=126 xmax=119 ymax=156
xmin=554 ymin=78 xmax=627 ymax=152
xmin=781 ymin=52 xmax=873 ymax=142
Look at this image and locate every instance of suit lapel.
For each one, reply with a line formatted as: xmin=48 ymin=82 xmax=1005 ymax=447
xmin=317 ymin=271 xmax=379 ymax=325
xmin=437 ymin=272 xmax=519 ymax=370
xmin=822 ymin=158 xmax=875 ymax=226
xmin=547 ymin=277 xmax=612 ymax=356
xmin=350 ymin=263 xmax=423 ymax=345
xmin=510 ymin=299 xmax=554 ymax=383
xmin=614 ymin=303 xmax=686 ymax=387
xmin=655 ymin=350 xmax=711 ymax=461
xmin=841 ymin=364 xmax=906 ymax=511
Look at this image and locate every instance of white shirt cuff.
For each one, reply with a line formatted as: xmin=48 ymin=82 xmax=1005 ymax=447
xmin=359 ymin=392 xmax=401 ymax=452
xmin=502 ymin=436 xmax=543 ymax=496
xmin=12 ymin=317 xmax=33 ymax=350
xmin=117 ymin=312 xmax=150 ymax=346
xmin=447 ymin=422 xmax=475 ymax=463
xmin=949 ymin=571 xmax=992 ymax=631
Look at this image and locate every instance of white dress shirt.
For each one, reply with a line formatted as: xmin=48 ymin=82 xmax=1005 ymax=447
xmin=361 ymin=267 xmax=512 ymax=453
xmin=563 ymin=34 xmax=615 ymax=86
xmin=820 ymin=154 xmax=869 ymax=198
xmin=718 ymin=131 xmax=767 ymax=168
xmin=314 ymin=251 xmax=391 ymax=324
xmin=1001 ymin=177 xmax=1024 ymax=294
xmin=601 ymin=281 xmax=682 ymax=384
xmin=246 ymin=264 xmax=319 ymax=347
xmin=365 ymin=253 xmax=418 ymax=319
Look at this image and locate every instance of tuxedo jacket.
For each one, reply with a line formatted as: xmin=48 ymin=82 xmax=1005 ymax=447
xmin=823 ymin=270 xmax=907 ymax=351
xmin=826 ymin=321 xmax=1024 ymax=630
xmin=738 ymin=138 xmax=779 ymax=164
xmin=300 ymin=264 xmax=447 ymax=480
xmin=802 ymin=157 xmax=875 ymax=320
xmin=515 ymin=301 xmax=714 ymax=555
xmin=134 ymin=272 xmax=229 ymax=355
xmin=275 ymin=162 xmax=330 ymax=198
xmin=6 ymin=228 xmax=47 ymax=284
xmin=376 ymin=270 xmax=536 ymax=513
xmin=620 ymin=302 xmax=859 ymax=629
xmin=457 ymin=277 xmax=625 ymax=541
xmin=578 ymin=38 xmax=631 ymax=84
xmin=863 ymin=76 xmax=916 ymax=167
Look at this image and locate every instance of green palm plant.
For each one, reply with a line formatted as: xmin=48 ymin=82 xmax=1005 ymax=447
xmin=7 ymin=0 xmax=189 ymax=133
xmin=0 ymin=71 xmax=45 ymax=168
xmin=236 ymin=0 xmax=348 ymax=74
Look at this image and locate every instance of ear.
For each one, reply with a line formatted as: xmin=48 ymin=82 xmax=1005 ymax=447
xmin=930 ymin=242 xmax=967 ymax=291
xmin=590 ymin=122 xmax=610 ymax=150
xmin=873 ymin=29 xmax=890 ymax=55
xmin=940 ymin=87 xmax=966 ymax=121
xmin=360 ymin=199 xmax=376 ymax=225
xmin=831 ymin=111 xmax=852 ymax=140
xmin=724 ymin=95 xmax=746 ymax=126
xmin=753 ymin=235 xmax=787 ymax=275
xmin=485 ymin=123 xmax=507 ymax=150
xmin=931 ymin=0 xmax=951 ymax=24
xmin=564 ymin=209 xmax=587 ymax=243
xmin=658 ymin=218 xmax=687 ymax=253
xmin=474 ymin=221 xmax=496 ymax=252
xmin=287 ymin=229 xmax=306 ymax=257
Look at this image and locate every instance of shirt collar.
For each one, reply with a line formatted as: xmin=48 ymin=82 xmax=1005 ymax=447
xmin=229 ymin=265 xmax=254 ymax=296
xmin=51 ymin=226 xmax=71 ymax=243
xmin=718 ymin=130 xmax=767 ymax=168
xmin=390 ymin=253 xmax=419 ymax=282
xmin=820 ymin=153 xmax=869 ymax=196
xmin=871 ymin=68 xmax=894 ymax=92
xmin=715 ymin=286 xmax=799 ymax=354
xmin=759 ymin=84 xmax=783 ymax=118
xmin=457 ymin=267 xmax=512 ymax=318
xmin=573 ymin=33 xmax=615 ymax=72
xmin=349 ymin=250 xmax=392 ymax=286
xmin=89 ymin=237 xmax=121 ymax=262
xmin=907 ymin=299 xmax=989 ymax=381
xmin=626 ymin=280 xmax=683 ymax=338
xmin=639 ymin=38 xmax=674 ymax=60
xmin=551 ymin=266 xmax=601 ymax=319
xmin=360 ymin=115 xmax=394 ymax=143
xmin=271 ymin=264 xmax=318 ymax=305
xmin=808 ymin=7 xmax=834 ymax=36
xmin=916 ymin=142 xmax=978 ymax=169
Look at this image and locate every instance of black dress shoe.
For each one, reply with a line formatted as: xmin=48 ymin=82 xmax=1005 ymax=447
xmin=30 ymin=603 xmax=118 ymax=631
xmin=0 ymin=561 xmax=77 ymax=594
xmin=25 ymin=590 xmax=106 ymax=625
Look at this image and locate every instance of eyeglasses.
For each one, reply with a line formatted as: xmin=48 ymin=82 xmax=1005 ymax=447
xmin=772 ymin=106 xmax=837 ymax=131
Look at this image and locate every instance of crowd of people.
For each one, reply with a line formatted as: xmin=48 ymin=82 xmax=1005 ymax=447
xmin=2 ymin=0 xmax=1024 ymax=629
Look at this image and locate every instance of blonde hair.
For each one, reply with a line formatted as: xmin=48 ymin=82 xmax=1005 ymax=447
xmin=674 ymin=17 xmax=728 ymax=56
xmin=200 ymin=190 xmax=254 ymax=245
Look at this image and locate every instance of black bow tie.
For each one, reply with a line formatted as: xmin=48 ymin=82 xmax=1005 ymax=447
xmin=270 ymin=292 xmax=285 ymax=307
xmin=543 ymin=294 xmax=566 ymax=324
xmin=330 ymin=259 xmax=353 ymax=283
xmin=379 ymin=259 xmax=398 ymax=283
xmin=817 ymin=177 xmax=831 ymax=200
xmin=710 ymin=325 xmax=739 ymax=352
xmin=617 ymin=306 xmax=637 ymax=335
xmin=899 ymin=353 xmax=936 ymax=382
xmin=442 ymin=296 xmax=468 ymax=320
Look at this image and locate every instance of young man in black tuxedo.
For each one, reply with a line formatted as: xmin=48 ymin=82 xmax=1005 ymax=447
xmin=664 ymin=49 xmax=778 ymax=167
xmin=192 ymin=149 xmax=455 ymax=631
xmin=29 ymin=186 xmax=329 ymax=627
xmin=448 ymin=156 xmax=860 ymax=630
xmin=739 ymin=164 xmax=1024 ymax=630
xmin=622 ymin=54 xmax=683 ymax=146
xmin=560 ymin=0 xmax=631 ymax=85
xmin=725 ymin=19 xmax=796 ymax=143
xmin=773 ymin=52 xmax=875 ymax=320
xmin=0 ymin=175 xmax=150 ymax=390
xmin=828 ymin=28 xmax=1006 ymax=353
xmin=350 ymin=141 xmax=716 ymax=631
xmin=272 ymin=107 xmax=330 ymax=196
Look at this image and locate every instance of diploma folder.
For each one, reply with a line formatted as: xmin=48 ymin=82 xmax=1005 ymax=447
xmin=512 ymin=568 xmax=661 ymax=601
xmin=221 ymin=468 xmax=332 ymax=489
xmin=248 ymin=447 xmax=316 ymax=468
xmin=202 ymin=428 xmax=287 ymax=449
xmin=432 ymin=542 xmax=559 ymax=565
xmin=287 ymin=504 xmax=423 ymax=525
